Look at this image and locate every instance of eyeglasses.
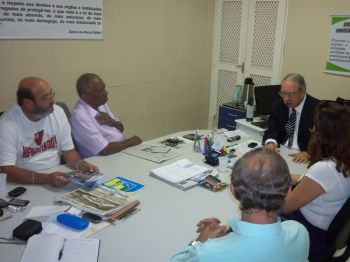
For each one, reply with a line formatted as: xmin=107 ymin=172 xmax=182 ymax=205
xmin=278 ymin=90 xmax=299 ymax=99
xmin=40 ymin=90 xmax=55 ymax=102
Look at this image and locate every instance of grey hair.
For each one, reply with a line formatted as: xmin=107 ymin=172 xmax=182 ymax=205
xmin=231 ymin=148 xmax=291 ymax=213
xmin=282 ymin=73 xmax=306 ymax=92
xmin=76 ymin=73 xmax=103 ymax=96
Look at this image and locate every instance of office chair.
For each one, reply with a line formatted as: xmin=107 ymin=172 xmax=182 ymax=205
xmin=55 ymin=101 xmax=71 ymax=120
xmin=55 ymin=102 xmax=72 ymax=164
xmin=310 ymin=196 xmax=350 ymax=262
xmin=336 ymin=97 xmax=350 ymax=107
xmin=55 ymin=101 xmax=83 ymax=159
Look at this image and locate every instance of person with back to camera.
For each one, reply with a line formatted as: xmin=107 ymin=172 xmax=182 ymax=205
xmin=0 ymin=77 xmax=99 ymax=187
xmin=263 ymin=73 xmax=319 ymax=163
xmin=70 ymin=73 xmax=142 ymax=158
xmin=171 ymin=148 xmax=309 ymax=262
xmin=283 ymin=101 xmax=350 ymax=259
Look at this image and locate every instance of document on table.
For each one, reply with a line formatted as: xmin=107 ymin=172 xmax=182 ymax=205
xmin=224 ymin=129 xmax=250 ymax=138
xmin=122 ymin=143 xmax=180 ymax=163
xmin=20 ymin=234 xmax=100 ymax=262
xmin=234 ymin=139 xmax=262 ymax=153
xmin=150 ymin=159 xmax=210 ymax=184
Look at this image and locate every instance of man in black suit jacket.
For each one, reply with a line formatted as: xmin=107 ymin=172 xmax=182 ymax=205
xmin=263 ymin=74 xmax=319 ymax=163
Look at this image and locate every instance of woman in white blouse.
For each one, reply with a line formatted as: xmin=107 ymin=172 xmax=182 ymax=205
xmin=283 ymin=100 xmax=350 ymax=259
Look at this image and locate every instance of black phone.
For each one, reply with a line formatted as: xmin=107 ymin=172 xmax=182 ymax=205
xmin=227 ymin=135 xmax=241 ymax=142
xmin=0 ymin=198 xmax=8 ymax=208
xmin=82 ymin=212 xmax=102 ymax=223
xmin=8 ymin=198 xmax=30 ymax=207
xmin=248 ymin=142 xmax=258 ymax=148
xmin=8 ymin=187 xmax=27 ymax=197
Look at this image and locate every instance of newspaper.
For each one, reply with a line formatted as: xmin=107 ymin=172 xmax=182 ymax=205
xmin=59 ymin=187 xmax=130 ymax=216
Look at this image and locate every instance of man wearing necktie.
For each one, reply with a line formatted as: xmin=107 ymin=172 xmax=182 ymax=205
xmin=263 ymin=74 xmax=319 ymax=163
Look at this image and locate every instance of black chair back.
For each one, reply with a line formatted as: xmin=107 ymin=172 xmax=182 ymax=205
xmin=315 ymin=196 xmax=350 ymax=262
xmin=56 ymin=102 xmax=71 ymax=120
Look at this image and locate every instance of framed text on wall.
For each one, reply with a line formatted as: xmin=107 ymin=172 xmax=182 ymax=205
xmin=0 ymin=0 xmax=103 ymax=39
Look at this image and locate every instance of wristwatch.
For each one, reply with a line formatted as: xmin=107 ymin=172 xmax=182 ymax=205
xmin=188 ymin=240 xmax=198 ymax=246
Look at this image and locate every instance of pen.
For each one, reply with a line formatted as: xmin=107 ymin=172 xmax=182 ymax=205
xmin=58 ymin=238 xmax=67 ymax=261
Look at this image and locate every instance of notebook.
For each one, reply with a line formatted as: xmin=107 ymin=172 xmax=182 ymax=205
xmin=20 ymin=234 xmax=100 ymax=262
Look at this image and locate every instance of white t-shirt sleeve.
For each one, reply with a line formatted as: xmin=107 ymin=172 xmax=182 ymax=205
xmin=0 ymin=121 xmax=18 ymax=166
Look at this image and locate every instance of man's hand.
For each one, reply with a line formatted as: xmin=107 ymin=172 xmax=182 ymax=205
xmin=47 ymin=172 xmax=71 ymax=187
xmin=288 ymin=151 xmax=309 ymax=164
xmin=196 ymin=218 xmax=228 ymax=243
xmin=78 ymin=161 xmax=99 ymax=173
xmin=265 ymin=142 xmax=277 ymax=152
xmin=114 ymin=121 xmax=124 ymax=132
xmin=95 ymin=112 xmax=124 ymax=132
xmin=126 ymin=136 xmax=142 ymax=147
xmin=196 ymin=217 xmax=221 ymax=233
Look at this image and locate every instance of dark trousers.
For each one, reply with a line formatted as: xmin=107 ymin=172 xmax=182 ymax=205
xmin=282 ymin=210 xmax=334 ymax=260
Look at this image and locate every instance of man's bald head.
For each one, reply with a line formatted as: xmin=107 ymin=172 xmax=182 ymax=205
xmin=17 ymin=77 xmax=50 ymax=106
xmin=16 ymin=77 xmax=55 ymax=121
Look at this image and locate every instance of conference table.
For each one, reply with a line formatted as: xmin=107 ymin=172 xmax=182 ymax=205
xmin=0 ymin=130 xmax=307 ymax=262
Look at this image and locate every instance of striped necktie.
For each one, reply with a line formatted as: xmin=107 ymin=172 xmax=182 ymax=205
xmin=285 ymin=108 xmax=296 ymax=147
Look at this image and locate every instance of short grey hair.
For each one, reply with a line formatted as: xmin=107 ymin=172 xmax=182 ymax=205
xmin=76 ymin=73 xmax=103 ymax=96
xmin=231 ymin=148 xmax=291 ymax=213
xmin=282 ymin=73 xmax=306 ymax=92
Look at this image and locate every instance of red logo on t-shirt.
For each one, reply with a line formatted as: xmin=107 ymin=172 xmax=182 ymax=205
xmin=22 ymin=135 xmax=58 ymax=159
xmin=34 ymin=130 xmax=44 ymax=145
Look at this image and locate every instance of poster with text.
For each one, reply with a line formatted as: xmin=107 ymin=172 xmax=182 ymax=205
xmin=324 ymin=14 xmax=350 ymax=77
xmin=0 ymin=0 xmax=103 ymax=39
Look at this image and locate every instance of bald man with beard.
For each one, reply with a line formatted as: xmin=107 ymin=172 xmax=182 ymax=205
xmin=0 ymin=77 xmax=98 ymax=187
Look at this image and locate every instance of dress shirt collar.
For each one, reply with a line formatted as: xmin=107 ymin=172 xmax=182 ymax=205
xmin=78 ymin=99 xmax=103 ymax=118
xmin=228 ymin=217 xmax=282 ymax=236
xmin=291 ymin=93 xmax=306 ymax=115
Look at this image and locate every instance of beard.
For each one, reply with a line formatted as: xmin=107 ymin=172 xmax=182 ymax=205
xmin=33 ymin=102 xmax=54 ymax=119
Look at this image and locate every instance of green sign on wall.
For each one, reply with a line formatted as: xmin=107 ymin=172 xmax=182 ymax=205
xmin=324 ymin=15 xmax=350 ymax=77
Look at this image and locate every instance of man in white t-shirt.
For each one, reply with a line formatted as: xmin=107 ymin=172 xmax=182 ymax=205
xmin=0 ymin=77 xmax=99 ymax=187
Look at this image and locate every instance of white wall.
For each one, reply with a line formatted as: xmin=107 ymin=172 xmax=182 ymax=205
xmin=0 ymin=0 xmax=215 ymax=140
xmin=282 ymin=0 xmax=350 ymax=100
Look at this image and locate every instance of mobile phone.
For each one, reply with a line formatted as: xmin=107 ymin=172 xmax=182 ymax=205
xmin=82 ymin=212 xmax=102 ymax=223
xmin=8 ymin=187 xmax=27 ymax=197
xmin=8 ymin=198 xmax=30 ymax=207
xmin=0 ymin=198 xmax=8 ymax=208
xmin=248 ymin=142 xmax=258 ymax=148
xmin=227 ymin=135 xmax=241 ymax=142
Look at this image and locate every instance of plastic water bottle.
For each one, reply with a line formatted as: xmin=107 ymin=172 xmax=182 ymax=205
xmin=246 ymin=96 xmax=254 ymax=122
xmin=234 ymin=85 xmax=242 ymax=106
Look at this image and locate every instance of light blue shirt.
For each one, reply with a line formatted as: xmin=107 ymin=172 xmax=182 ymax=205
xmin=170 ymin=218 xmax=309 ymax=262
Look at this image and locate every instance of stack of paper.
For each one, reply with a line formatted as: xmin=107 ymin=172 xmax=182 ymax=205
xmin=59 ymin=187 xmax=132 ymax=217
xmin=150 ymin=159 xmax=210 ymax=190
